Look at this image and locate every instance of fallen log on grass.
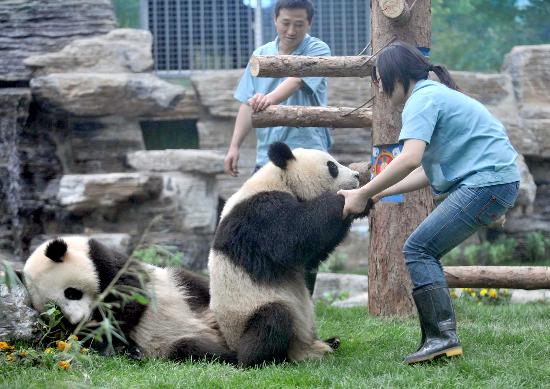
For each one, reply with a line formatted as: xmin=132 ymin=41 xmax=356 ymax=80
xmin=445 ymin=266 xmax=550 ymax=290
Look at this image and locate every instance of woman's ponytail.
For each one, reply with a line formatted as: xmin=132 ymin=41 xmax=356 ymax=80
xmin=430 ymin=64 xmax=459 ymax=91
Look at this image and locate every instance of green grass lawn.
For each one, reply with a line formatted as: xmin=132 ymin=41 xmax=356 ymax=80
xmin=2 ymin=300 xmax=549 ymax=389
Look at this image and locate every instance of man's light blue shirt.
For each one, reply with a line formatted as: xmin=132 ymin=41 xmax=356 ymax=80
xmin=234 ymin=34 xmax=332 ymax=167
xmin=399 ymin=79 xmax=520 ymax=195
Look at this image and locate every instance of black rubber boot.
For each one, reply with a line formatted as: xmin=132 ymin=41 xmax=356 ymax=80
xmin=404 ymin=284 xmax=463 ymax=364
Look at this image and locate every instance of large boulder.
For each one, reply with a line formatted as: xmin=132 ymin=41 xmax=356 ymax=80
xmin=57 ymin=116 xmax=145 ymax=173
xmin=190 ymin=70 xmax=243 ymax=118
xmin=24 ymin=29 xmax=154 ymax=76
xmin=127 ymin=149 xmax=225 ymax=269
xmin=450 ymin=71 xmax=534 ymax=156
xmin=30 ymin=73 xmax=185 ymax=117
xmin=0 ymin=89 xmax=32 ymax=258
xmin=312 ymin=273 xmax=369 ymax=303
xmin=127 ymin=149 xmax=225 ymax=175
xmin=0 ymin=0 xmax=116 ymax=81
xmin=0 ymin=283 xmax=39 ymax=342
xmin=509 ymin=155 xmax=537 ymax=217
xmin=503 ymin=45 xmax=550 ymax=159
xmin=57 ymin=173 xmax=163 ymax=214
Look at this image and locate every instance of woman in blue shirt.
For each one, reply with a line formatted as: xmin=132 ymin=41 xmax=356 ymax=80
xmin=339 ymin=41 xmax=520 ymax=364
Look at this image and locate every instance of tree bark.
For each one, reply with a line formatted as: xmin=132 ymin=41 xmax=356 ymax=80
xmin=249 ymin=55 xmax=374 ymax=78
xmin=445 ymin=266 xmax=550 ymax=290
xmin=368 ymin=0 xmax=433 ymax=317
xmin=251 ymin=106 xmax=372 ymax=128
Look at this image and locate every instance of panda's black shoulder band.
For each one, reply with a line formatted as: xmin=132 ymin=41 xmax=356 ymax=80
xmin=45 ymin=238 xmax=68 ymax=262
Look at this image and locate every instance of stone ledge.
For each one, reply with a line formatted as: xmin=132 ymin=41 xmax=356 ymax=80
xmin=127 ymin=149 xmax=225 ymax=174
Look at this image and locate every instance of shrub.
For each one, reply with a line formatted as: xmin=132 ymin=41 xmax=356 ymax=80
xmin=132 ymin=245 xmax=184 ymax=267
xmin=443 ymin=237 xmax=518 ymax=266
xmin=523 ymin=231 xmax=549 ymax=263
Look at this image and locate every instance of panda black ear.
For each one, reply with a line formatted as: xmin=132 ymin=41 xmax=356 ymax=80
xmin=268 ymin=142 xmax=295 ymax=170
xmin=45 ymin=238 xmax=68 ymax=263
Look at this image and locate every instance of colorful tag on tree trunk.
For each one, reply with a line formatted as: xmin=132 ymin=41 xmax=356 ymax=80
xmin=371 ymin=143 xmax=405 ymax=203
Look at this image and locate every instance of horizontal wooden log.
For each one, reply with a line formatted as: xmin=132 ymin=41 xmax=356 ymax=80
xmin=444 ymin=266 xmax=550 ymax=290
xmin=251 ymin=106 xmax=372 ymax=128
xmin=249 ymin=55 xmax=374 ymax=78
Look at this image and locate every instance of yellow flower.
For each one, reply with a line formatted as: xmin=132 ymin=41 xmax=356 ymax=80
xmin=470 ymin=292 xmax=476 ymax=298
xmin=0 ymin=342 xmax=14 ymax=351
xmin=68 ymin=335 xmax=78 ymax=341
xmin=18 ymin=351 xmax=28 ymax=358
xmin=58 ymin=360 xmax=71 ymax=370
xmin=6 ymin=353 xmax=15 ymax=363
xmin=480 ymin=288 xmax=488 ymax=297
xmin=56 ymin=340 xmax=70 ymax=351
xmin=80 ymin=347 xmax=89 ymax=354
xmin=489 ymin=289 xmax=498 ymax=298
xmin=44 ymin=347 xmax=54 ymax=354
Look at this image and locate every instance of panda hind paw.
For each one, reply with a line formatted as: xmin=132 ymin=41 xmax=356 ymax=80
xmin=324 ymin=337 xmax=341 ymax=350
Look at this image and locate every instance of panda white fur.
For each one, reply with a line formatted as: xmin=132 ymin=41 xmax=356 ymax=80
xmin=23 ymin=236 xmax=235 ymax=363
xmin=208 ymin=142 xmax=371 ymax=367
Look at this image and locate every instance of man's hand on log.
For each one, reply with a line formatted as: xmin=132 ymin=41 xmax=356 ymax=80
xmin=248 ymin=93 xmax=275 ymax=113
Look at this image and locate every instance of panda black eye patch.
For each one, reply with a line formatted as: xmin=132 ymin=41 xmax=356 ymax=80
xmin=327 ymin=161 xmax=339 ymax=178
xmin=64 ymin=287 xmax=83 ymax=300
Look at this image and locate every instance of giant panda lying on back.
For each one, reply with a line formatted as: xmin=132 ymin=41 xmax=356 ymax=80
xmin=209 ymin=142 xmax=372 ymax=367
xmin=23 ymin=236 xmax=235 ymax=363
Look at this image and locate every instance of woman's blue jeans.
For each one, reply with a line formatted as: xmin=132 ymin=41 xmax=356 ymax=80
xmin=403 ymin=182 xmax=520 ymax=290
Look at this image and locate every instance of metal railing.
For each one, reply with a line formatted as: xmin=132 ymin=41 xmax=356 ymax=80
xmin=141 ymin=0 xmax=370 ymax=74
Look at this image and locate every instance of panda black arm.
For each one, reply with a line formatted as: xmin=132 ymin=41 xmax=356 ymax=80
xmin=295 ymin=191 xmax=353 ymax=267
xmin=172 ymin=268 xmax=210 ymax=312
xmin=213 ymin=191 xmax=351 ymax=283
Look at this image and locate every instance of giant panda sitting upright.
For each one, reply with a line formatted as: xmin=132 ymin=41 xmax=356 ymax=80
xmin=208 ymin=142 xmax=371 ymax=367
xmin=23 ymin=236 xmax=235 ymax=363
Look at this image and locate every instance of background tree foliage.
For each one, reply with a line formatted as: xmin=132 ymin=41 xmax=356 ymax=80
xmin=431 ymin=0 xmax=550 ymax=71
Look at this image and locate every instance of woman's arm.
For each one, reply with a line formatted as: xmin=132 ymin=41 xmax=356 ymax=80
xmin=339 ymin=139 xmax=427 ymax=217
xmin=373 ymin=165 xmax=430 ymax=202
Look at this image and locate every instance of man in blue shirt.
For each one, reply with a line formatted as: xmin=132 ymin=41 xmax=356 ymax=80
xmin=224 ymin=0 xmax=332 ymax=176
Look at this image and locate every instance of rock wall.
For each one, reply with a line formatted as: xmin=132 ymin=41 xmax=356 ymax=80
xmin=0 ymin=0 xmax=116 ymax=82
xmin=0 ymin=1 xmax=549 ymax=270
xmin=0 ymin=1 xmax=220 ymax=269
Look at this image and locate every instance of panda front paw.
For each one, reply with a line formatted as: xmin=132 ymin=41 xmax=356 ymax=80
xmin=125 ymin=343 xmax=144 ymax=361
xmin=354 ymin=198 xmax=374 ymax=219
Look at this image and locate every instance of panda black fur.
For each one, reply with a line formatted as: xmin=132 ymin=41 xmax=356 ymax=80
xmin=208 ymin=142 xmax=370 ymax=367
xmin=23 ymin=236 xmax=235 ymax=363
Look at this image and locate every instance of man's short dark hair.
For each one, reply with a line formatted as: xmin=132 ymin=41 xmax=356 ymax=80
xmin=274 ymin=0 xmax=315 ymax=23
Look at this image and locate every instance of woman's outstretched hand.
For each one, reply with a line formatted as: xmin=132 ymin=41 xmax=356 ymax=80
xmin=338 ymin=188 xmax=371 ymax=219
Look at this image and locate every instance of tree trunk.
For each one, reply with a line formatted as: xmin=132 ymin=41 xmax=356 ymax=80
xmin=445 ymin=266 xmax=550 ymax=290
xmin=251 ymin=106 xmax=372 ymax=128
xmin=249 ymin=55 xmax=374 ymax=78
xmin=368 ymin=0 xmax=433 ymax=317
